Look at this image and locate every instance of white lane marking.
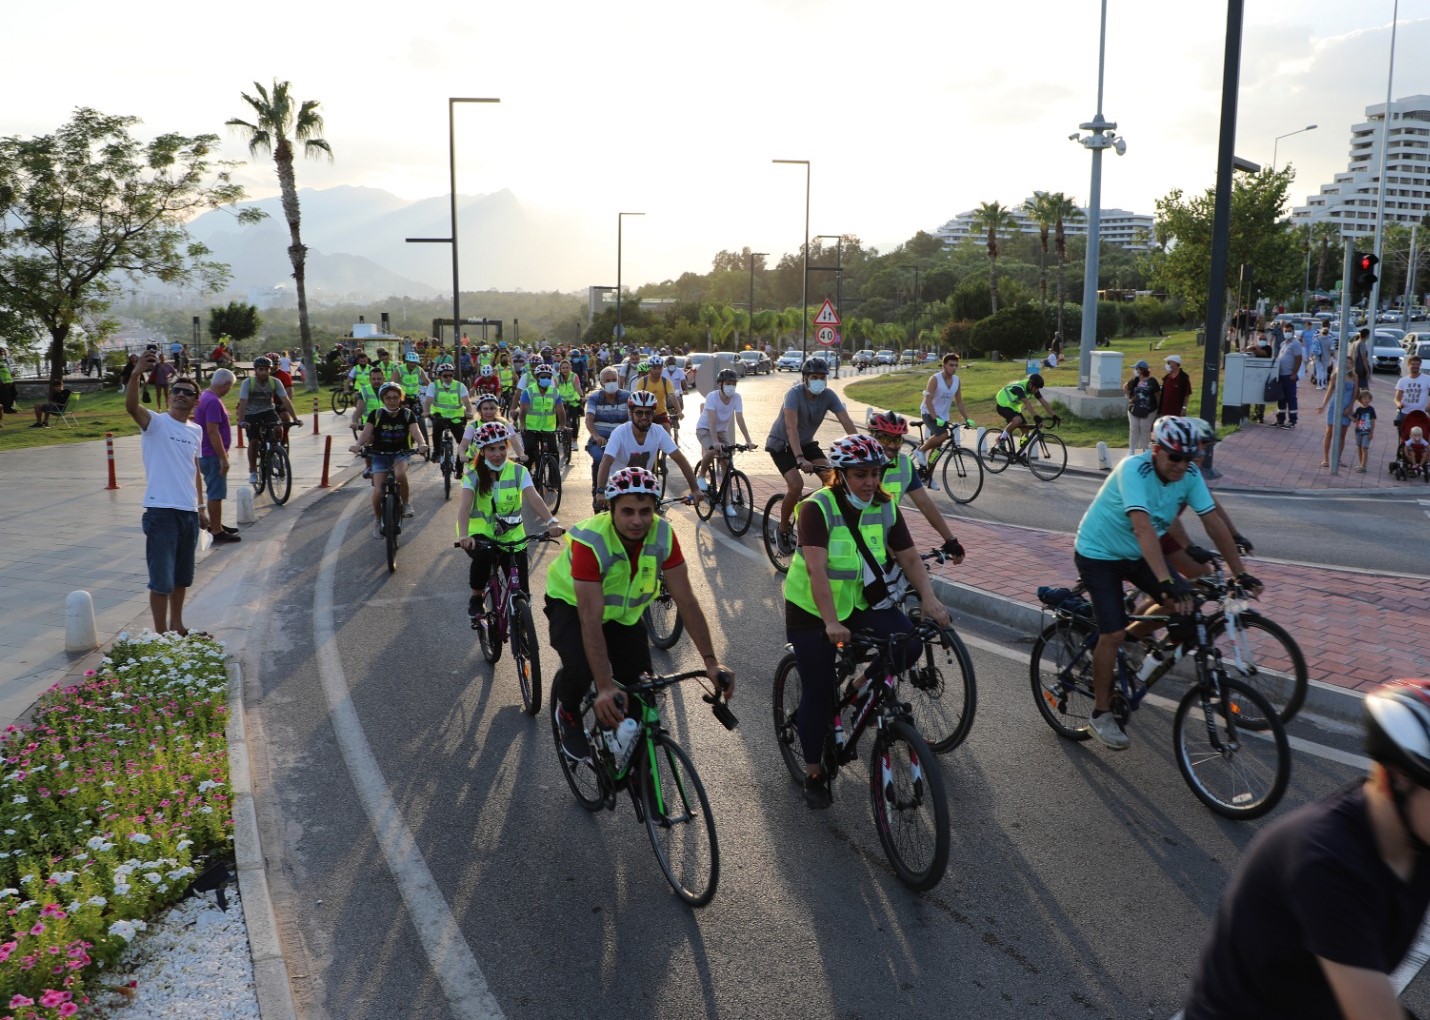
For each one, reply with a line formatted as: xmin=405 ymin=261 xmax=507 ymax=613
xmin=314 ymin=491 xmax=504 ymax=1020
xmin=1221 ymin=491 xmax=1420 ymax=504
xmin=1394 ymin=915 xmax=1430 ymax=994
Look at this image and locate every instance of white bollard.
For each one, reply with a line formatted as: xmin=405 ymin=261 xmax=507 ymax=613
xmin=65 ymin=591 xmax=99 ymax=653
xmin=974 ymin=426 xmax=987 ymax=453
xmin=1096 ymin=442 xmax=1113 ymax=471
xmin=235 ymin=484 xmax=257 ymax=524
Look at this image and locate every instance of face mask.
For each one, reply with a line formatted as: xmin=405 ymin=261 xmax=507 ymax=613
xmin=843 ymin=490 xmax=872 ymax=511
xmin=603 ymin=381 xmax=619 ymax=394
xmin=806 ymin=379 xmax=827 ymax=396
xmin=721 ymin=385 xmax=736 ymax=397
xmin=483 ymin=456 xmax=504 ymax=471
xmin=539 ymin=378 xmax=552 ymax=388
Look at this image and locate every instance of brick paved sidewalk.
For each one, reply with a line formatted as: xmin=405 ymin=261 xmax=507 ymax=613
xmin=744 ymin=473 xmax=1429 ymax=694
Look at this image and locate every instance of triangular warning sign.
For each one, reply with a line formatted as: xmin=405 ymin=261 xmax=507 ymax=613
xmin=813 ymin=299 xmax=840 ymax=326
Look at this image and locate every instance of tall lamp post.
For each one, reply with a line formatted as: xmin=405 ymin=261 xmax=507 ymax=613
xmin=747 ymin=251 xmax=768 ymax=350
xmin=616 ymin=211 xmax=645 ymax=345
xmin=404 ymin=97 xmax=500 ymax=348
xmin=1270 ymin=124 xmax=1317 ymax=172
xmin=1071 ymin=0 xmax=1127 ymax=391
xmin=773 ymin=159 xmax=811 ymax=359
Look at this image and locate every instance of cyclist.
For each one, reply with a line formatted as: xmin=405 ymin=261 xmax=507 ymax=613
xmin=422 ymin=363 xmax=473 ymax=469
xmin=1154 ymin=418 xmax=1255 ymax=583
xmin=1184 ymin=678 xmax=1430 ymax=1020
xmin=914 ymin=353 xmax=976 ymax=489
xmin=234 ymin=356 xmax=298 ymax=487
xmin=636 ymin=355 xmax=683 ymax=433
xmin=396 ymin=352 xmax=432 ymax=454
xmin=458 ymin=393 xmax=525 ymax=468
xmin=349 ymin=382 xmax=428 ymax=534
xmin=993 ymin=372 xmax=1055 ymax=444
xmin=784 ymin=435 xmax=952 ymax=808
xmin=518 ymin=364 xmax=567 ymax=470
xmin=694 ymin=368 xmax=756 ymax=515
xmin=1071 ymin=416 xmax=1255 ymax=751
xmin=456 ymin=421 xmax=563 ymax=630
xmin=494 ymin=350 xmax=516 ymax=408
xmin=555 ymin=358 xmax=585 ymax=450
xmin=765 ymin=356 xmax=861 ymax=551
xmin=866 ymin=411 xmax=966 ymax=563
xmin=546 ymin=466 xmax=734 ymax=759
xmin=596 ymin=391 xmax=700 ymax=508
xmin=584 ymin=366 xmax=631 ymax=493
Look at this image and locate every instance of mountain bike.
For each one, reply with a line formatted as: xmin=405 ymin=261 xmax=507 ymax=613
xmin=1029 ymin=581 xmax=1291 ymax=819
xmin=903 ymin=420 xmax=984 ymax=505
xmin=644 ymin=497 xmax=692 ymax=650
xmin=455 ymin=524 xmax=558 ymax=715
xmin=252 ymin=419 xmax=293 ymax=505
xmin=369 ymin=452 xmax=401 ymax=573
xmin=978 ymin=414 xmax=1068 ymax=481
xmin=434 ymin=417 xmax=467 ymax=501
xmin=762 ymin=462 xmax=832 ymax=573
xmin=772 ymin=625 xmax=951 ymax=891
xmin=552 ymin=667 xmax=737 ymax=907
xmin=694 ymin=443 xmax=755 ymax=536
xmin=330 ymin=385 xmax=353 ymax=416
xmin=893 ymin=550 xmax=979 ymax=752
xmin=529 ymin=432 xmax=563 ymax=513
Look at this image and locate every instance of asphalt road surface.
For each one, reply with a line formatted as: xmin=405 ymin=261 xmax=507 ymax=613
xmin=240 ymin=398 xmax=1429 ymax=1019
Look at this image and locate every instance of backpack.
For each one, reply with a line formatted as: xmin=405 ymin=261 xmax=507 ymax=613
xmin=1129 ymin=381 xmax=1156 ymax=418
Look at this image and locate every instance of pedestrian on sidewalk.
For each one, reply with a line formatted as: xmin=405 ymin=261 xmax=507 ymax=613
xmin=1394 ymin=355 xmax=1427 ymax=428
xmin=1309 ymin=326 xmax=1331 ymax=389
xmin=195 ymin=369 xmax=240 ymax=544
xmin=149 ymin=352 xmax=175 ymax=411
xmin=1125 ymin=360 xmax=1161 ymax=454
xmin=1350 ymin=328 xmax=1373 ymax=393
xmin=1274 ymin=329 xmax=1304 ymax=428
xmin=1318 ymin=363 xmax=1357 ymax=469
xmin=0 ymin=345 xmax=17 ymax=418
xmin=1160 ymin=355 xmax=1192 ymax=418
xmin=126 ymin=351 xmax=207 ymax=636
xmin=1352 ymin=390 xmax=1377 ymax=474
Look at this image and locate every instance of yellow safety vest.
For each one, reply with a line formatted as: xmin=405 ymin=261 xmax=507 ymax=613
xmin=462 ymin=461 xmax=529 ymax=540
xmin=545 ymin=512 xmax=673 ymax=626
xmin=880 ymin=453 xmax=916 ymax=505
xmin=785 ymin=488 xmax=896 ymax=620
xmin=431 ymin=380 xmax=464 ymax=419
xmin=525 ymin=386 xmax=558 ymax=432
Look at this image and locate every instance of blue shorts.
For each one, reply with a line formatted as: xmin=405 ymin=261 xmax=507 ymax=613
xmin=199 ymin=455 xmax=227 ymax=501
xmin=369 ymin=450 xmax=411 ymax=475
xmin=143 ymin=507 xmax=199 ymax=595
xmin=920 ymin=412 xmax=950 ymax=437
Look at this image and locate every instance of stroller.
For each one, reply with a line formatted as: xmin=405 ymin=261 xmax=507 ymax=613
xmin=1390 ymin=408 xmax=1430 ymax=481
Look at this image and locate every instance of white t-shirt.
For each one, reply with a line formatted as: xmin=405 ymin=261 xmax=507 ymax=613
xmin=140 ymin=412 xmax=202 ymax=511
xmin=697 ymin=391 xmax=743 ymax=434
xmin=1396 ymin=373 xmax=1429 ymax=415
xmin=278 ymin=355 xmax=292 ymax=373
xmin=920 ymin=371 xmax=962 ymax=421
xmin=603 ymin=421 xmax=676 ymax=472
xmin=666 ymin=366 xmax=687 ymax=393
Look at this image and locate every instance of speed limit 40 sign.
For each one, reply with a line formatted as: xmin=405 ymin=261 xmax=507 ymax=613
xmin=816 ymin=325 xmax=839 ymax=346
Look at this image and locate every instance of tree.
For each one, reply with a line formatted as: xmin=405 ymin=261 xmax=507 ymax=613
xmin=1045 ymin=193 xmax=1083 ymax=344
xmin=227 ymin=80 xmax=333 ymax=392
xmin=1023 ymin=192 xmax=1058 ymax=318
xmin=970 ymin=201 xmax=1019 ymax=314
xmin=0 ymin=109 xmax=253 ymax=383
xmin=208 ymin=301 xmax=261 ymax=345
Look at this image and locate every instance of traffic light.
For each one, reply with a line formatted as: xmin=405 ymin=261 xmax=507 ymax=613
xmin=1355 ymin=251 xmax=1379 ymax=290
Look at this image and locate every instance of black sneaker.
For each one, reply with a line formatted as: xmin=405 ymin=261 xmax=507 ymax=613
xmin=467 ymin=595 xmax=483 ymax=620
xmin=554 ymin=705 xmax=591 ymax=762
xmin=221 ymin=525 xmax=239 ymax=536
xmin=803 ymin=773 xmax=833 ymax=810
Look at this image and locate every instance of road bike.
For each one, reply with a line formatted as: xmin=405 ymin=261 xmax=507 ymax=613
xmin=455 ymin=524 xmax=557 ymax=715
xmin=528 ymin=432 xmax=563 ymax=513
xmin=252 ymin=419 xmax=293 ymax=505
xmin=978 ymin=414 xmax=1068 ymax=481
xmin=644 ymin=497 xmax=692 ymax=650
xmin=694 ymin=443 xmax=755 ymax=536
xmin=772 ymin=625 xmax=951 ymax=891
xmin=1029 ymin=581 xmax=1291 ymax=819
xmin=903 ymin=419 xmax=984 ymax=505
xmin=433 ymin=417 xmax=467 ymax=501
xmin=553 ymin=667 xmax=737 ymax=907
xmin=762 ymin=463 xmax=833 ymax=573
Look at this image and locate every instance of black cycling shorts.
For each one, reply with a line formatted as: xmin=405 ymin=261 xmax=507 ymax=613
xmin=995 ymin=404 xmax=1021 ymax=424
xmin=1073 ymin=552 xmax=1164 ymax=635
xmin=769 ymin=441 xmax=825 ymax=477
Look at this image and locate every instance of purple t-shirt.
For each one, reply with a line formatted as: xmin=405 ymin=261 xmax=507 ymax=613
xmin=193 ymin=389 xmax=231 ymax=458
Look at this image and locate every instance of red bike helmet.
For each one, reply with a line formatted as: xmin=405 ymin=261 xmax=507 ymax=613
xmin=868 ymin=410 xmax=909 ymax=436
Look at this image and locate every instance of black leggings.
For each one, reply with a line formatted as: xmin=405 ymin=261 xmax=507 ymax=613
xmin=467 ymin=545 xmax=529 ymax=595
xmin=430 ymin=416 xmax=465 ymax=459
xmin=546 ymin=596 xmax=652 ymax=714
xmin=787 ymin=607 xmax=919 ymax=765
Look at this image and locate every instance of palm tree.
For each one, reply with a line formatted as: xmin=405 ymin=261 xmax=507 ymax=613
xmin=1023 ymin=192 xmax=1059 ymax=319
xmin=971 ymin=201 xmax=1019 ymax=314
xmin=227 ymin=80 xmax=332 ymax=392
xmin=1047 ymin=193 xmax=1084 ymax=344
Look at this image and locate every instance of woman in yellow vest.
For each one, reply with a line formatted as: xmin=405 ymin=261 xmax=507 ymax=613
xmin=784 ymin=434 xmax=951 ymax=809
xmin=519 ymin=364 xmax=567 ymax=468
xmin=866 ymin=410 xmax=966 ymax=561
xmin=456 ymin=421 xmax=562 ymax=628
xmin=458 ymin=393 xmax=525 ymax=470
xmin=545 ymin=466 xmax=734 ymax=762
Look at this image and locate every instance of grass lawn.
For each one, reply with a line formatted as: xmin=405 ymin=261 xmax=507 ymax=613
xmin=844 ymin=330 xmax=1218 ymax=448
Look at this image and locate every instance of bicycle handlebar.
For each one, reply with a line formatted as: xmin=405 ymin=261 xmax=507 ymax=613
xmin=617 ymin=668 xmax=738 ymax=731
xmin=452 ymin=533 xmax=562 ymax=552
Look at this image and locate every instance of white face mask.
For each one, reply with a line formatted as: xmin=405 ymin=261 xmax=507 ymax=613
xmin=603 ymin=381 xmax=619 ymax=394
xmin=843 ymin=489 xmax=872 ymax=510
xmin=806 ymin=379 xmax=827 ymax=396
xmin=483 ymin=456 xmax=504 ymax=471
xmin=721 ymin=384 xmax=736 ymax=398
xmin=538 ymin=378 xmax=552 ymax=388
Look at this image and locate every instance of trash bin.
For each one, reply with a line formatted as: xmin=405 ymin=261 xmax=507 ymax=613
xmin=1196 ymin=330 xmax=1206 ymax=347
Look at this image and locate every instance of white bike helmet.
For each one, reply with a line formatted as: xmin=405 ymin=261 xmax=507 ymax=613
xmin=628 ymin=390 xmax=659 ymax=411
xmin=1150 ymin=416 xmax=1198 ymax=455
xmin=473 ymin=421 xmax=511 ymax=447
xmin=605 ymin=466 xmax=662 ymax=501
xmin=827 ymin=434 xmax=889 ymax=469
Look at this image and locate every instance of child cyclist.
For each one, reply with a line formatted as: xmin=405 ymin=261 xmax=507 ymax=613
xmin=349 ymin=382 xmax=428 ymax=536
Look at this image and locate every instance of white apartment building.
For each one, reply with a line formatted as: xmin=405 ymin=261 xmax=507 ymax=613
xmin=1293 ymin=94 xmax=1430 ymax=236
xmin=935 ymin=200 xmax=1153 ymax=250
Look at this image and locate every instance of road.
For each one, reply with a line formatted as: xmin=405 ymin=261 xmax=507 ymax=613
xmin=238 ymin=381 xmax=1429 ymax=1019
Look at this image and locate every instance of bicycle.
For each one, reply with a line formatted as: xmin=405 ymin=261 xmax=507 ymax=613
xmin=904 ymin=419 xmax=984 ymax=505
xmin=694 ymin=443 xmax=756 ymax=536
xmin=1029 ymin=581 xmax=1291 ymax=819
xmin=367 ymin=450 xmax=401 ymax=573
xmin=330 ymin=384 xmax=353 ymax=416
xmin=433 ymin=416 xmax=468 ymax=501
xmin=761 ymin=462 xmax=833 ymax=574
xmin=552 ymin=667 xmax=737 ymax=907
xmin=454 ymin=524 xmax=558 ymax=716
xmin=528 ymin=432 xmax=563 ymax=513
xmin=643 ymin=496 xmax=693 ymax=650
xmin=978 ymin=414 xmax=1068 ymax=481
xmin=772 ymin=625 xmax=951 ymax=891
xmin=252 ymin=419 xmax=293 ymax=505
xmin=893 ymin=550 xmax=980 ymax=752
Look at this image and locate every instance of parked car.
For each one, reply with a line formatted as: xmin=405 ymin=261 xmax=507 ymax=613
xmin=1373 ymin=340 xmax=1408 ymax=372
xmin=899 ymin=351 xmax=917 ymax=365
xmin=875 ymin=349 xmax=897 ymax=365
xmin=776 ymin=350 xmax=804 ymax=372
xmin=738 ymin=350 xmax=772 ymax=375
xmin=1401 ymin=339 xmax=1430 ymax=367
xmin=851 ymin=349 xmax=875 ymax=368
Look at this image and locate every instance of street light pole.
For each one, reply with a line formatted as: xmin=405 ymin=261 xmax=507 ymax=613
xmin=616 ymin=211 xmax=645 ymax=346
xmin=748 ymin=251 xmax=768 ymax=350
xmin=773 ymin=159 xmax=811 ymax=360
xmin=1271 ymin=123 xmax=1317 ymax=171
xmin=1366 ymin=0 xmax=1400 ymax=336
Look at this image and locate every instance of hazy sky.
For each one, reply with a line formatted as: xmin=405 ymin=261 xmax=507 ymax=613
xmin=7 ymin=1 xmax=1429 ymax=292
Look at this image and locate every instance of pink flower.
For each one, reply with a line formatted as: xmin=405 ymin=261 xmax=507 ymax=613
xmin=7 ymin=997 xmax=32 ymax=1010
xmin=39 ymin=989 xmax=70 ymax=1007
xmin=40 ymin=904 xmax=65 ymax=919
xmin=60 ymin=1005 xmax=79 ymax=1017
xmin=29 ymin=922 xmax=45 ymax=935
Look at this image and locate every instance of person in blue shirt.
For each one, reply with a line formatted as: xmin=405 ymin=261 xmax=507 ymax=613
xmin=1072 ymin=416 xmax=1257 ymax=750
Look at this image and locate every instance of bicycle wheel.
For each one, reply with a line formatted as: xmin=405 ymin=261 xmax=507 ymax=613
xmin=268 ymin=445 xmax=292 ymax=505
xmin=537 ymin=454 xmax=562 ymax=513
xmin=906 ymin=626 xmax=978 ymax=753
xmin=640 ymin=732 xmax=719 ymax=907
xmin=977 ymin=429 xmax=1013 ymax=473
xmin=477 ymin=585 xmax=499 ymax=664
xmin=762 ymin=492 xmax=795 ymax=573
xmin=441 ymin=446 xmax=453 ymax=501
xmin=869 ymin=718 xmax=949 ymax=892
xmin=694 ymin=464 xmax=717 ymax=522
xmin=551 ymin=682 xmax=606 ymax=812
xmin=1209 ymin=613 xmax=1308 ymax=726
xmin=1028 ymin=617 xmax=1098 ymax=741
xmin=939 ymin=447 xmax=984 ymax=505
xmin=771 ymin=653 xmax=808 ymax=786
xmin=1026 ymin=431 xmax=1068 ymax=481
xmin=383 ymin=490 xmax=398 ymax=573
xmin=654 ymin=455 xmax=669 ymax=499
xmin=1172 ymin=676 xmax=1290 ymax=820
xmin=723 ymin=469 xmax=754 ymax=536
xmin=253 ymin=443 xmax=269 ymax=495
xmin=331 ymin=390 xmax=351 ymax=416
xmin=643 ymin=576 xmax=684 ymax=650
xmin=512 ymin=597 xmax=542 ymax=716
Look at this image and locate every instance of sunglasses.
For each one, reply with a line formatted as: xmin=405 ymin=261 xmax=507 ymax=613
xmin=1164 ymin=450 xmax=1193 ymax=463
xmin=170 ymin=388 xmax=199 ymax=398
xmin=631 ymin=410 xmax=655 ymax=417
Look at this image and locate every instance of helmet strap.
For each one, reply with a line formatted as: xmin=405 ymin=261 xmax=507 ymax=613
xmin=1390 ymin=780 xmax=1430 ymax=856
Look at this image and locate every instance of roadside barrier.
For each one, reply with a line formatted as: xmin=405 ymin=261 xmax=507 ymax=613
xmin=320 ymin=435 xmax=332 ymax=488
xmin=236 ymin=422 xmax=244 ymax=449
xmin=312 ymin=395 xmax=320 ymax=435
xmin=104 ymin=433 xmax=120 ymax=490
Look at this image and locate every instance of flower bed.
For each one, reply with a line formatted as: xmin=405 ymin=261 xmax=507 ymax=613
xmin=0 ymin=633 xmax=233 ymax=1018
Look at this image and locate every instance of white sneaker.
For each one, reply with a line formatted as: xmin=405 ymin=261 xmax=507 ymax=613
xmin=697 ymin=476 xmax=710 ymax=493
xmin=1088 ymin=711 xmax=1130 ymax=751
xmin=372 ymin=523 xmax=383 ymax=539
xmin=402 ymin=502 xmax=415 ymax=518
xmin=724 ymin=503 xmax=740 ymax=518
xmin=913 ymin=449 xmax=929 ymax=468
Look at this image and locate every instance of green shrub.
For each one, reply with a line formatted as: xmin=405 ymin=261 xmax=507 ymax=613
xmin=970 ymin=305 xmax=1044 ymax=360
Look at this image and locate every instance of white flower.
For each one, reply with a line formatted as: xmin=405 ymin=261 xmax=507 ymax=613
xmin=11 ymin=796 xmax=26 ymax=805
xmin=176 ymin=839 xmax=193 ymax=852
xmin=143 ymin=873 xmax=162 ymax=885
xmin=166 ymin=867 xmax=195 ymax=882
xmin=3 ymin=829 xmax=14 ymax=836
xmin=87 ymin=836 xmax=113 ymax=852
xmin=0 ymin=889 xmax=16 ymax=900
xmin=86 ymin=896 xmax=107 ymax=908
xmin=49 ymin=871 xmax=77 ymax=885
xmin=66 ymin=900 xmax=81 ymax=913
xmin=196 ymin=780 xmax=223 ymax=793
xmin=113 ymin=883 xmax=130 ymax=896
xmin=127 ymin=834 xmax=152 ymax=845
xmin=18 ymin=874 xmax=34 ymax=884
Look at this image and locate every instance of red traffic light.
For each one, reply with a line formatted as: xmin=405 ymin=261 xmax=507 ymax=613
xmin=1359 ymin=253 xmax=1378 ymax=272
xmin=1353 ymin=251 xmax=1379 ymax=289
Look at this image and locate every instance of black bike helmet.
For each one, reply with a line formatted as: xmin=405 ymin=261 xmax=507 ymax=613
xmin=801 ymin=357 xmax=829 ymax=376
xmin=1027 ymin=373 xmax=1046 ymax=390
xmin=716 ymin=368 xmax=739 ymax=384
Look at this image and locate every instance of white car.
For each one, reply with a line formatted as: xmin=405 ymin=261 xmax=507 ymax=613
xmin=851 ymin=349 xmax=875 ymax=368
xmin=874 ymin=349 xmax=897 ymax=365
xmin=776 ymin=351 xmax=804 ymax=372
